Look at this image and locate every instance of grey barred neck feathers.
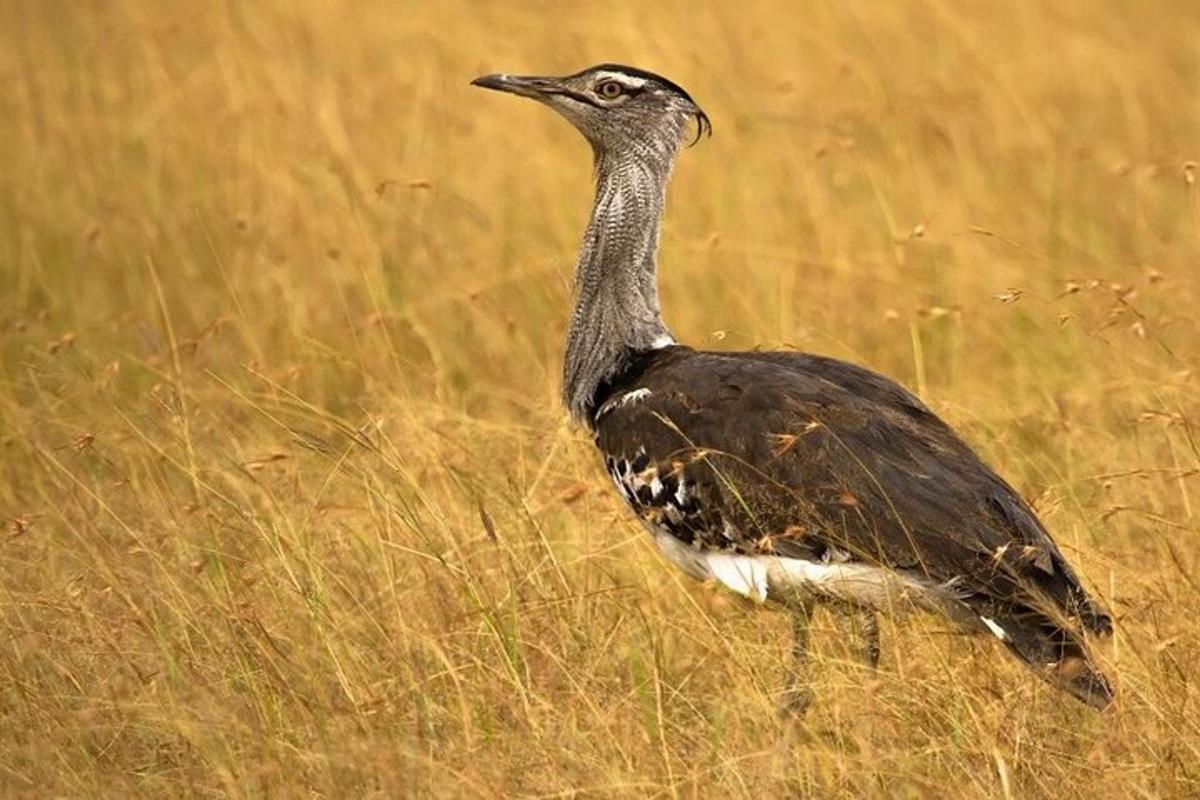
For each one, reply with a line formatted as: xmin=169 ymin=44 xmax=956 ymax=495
xmin=466 ymin=64 xmax=707 ymax=422
xmin=559 ymin=75 xmax=700 ymax=422
xmin=562 ymin=144 xmax=681 ymax=422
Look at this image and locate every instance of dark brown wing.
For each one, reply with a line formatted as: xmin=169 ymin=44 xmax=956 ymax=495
xmin=593 ymin=345 xmax=1112 ymax=706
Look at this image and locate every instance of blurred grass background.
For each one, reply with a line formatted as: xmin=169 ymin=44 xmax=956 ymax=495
xmin=2 ymin=0 xmax=1199 ymax=796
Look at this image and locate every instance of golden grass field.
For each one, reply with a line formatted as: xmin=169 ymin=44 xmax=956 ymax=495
xmin=2 ymin=1 xmax=1200 ymax=796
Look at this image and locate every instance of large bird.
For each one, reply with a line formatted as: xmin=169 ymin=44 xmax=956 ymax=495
xmin=472 ymin=64 xmax=1113 ymax=712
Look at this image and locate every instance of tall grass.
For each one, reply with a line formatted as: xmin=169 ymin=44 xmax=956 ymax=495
xmin=1 ymin=1 xmax=1199 ymax=796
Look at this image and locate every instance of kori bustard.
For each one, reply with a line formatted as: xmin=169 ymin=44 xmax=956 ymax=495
xmin=472 ymin=64 xmax=1113 ymax=712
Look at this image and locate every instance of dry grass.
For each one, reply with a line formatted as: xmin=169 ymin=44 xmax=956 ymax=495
xmin=2 ymin=1 xmax=1200 ymax=796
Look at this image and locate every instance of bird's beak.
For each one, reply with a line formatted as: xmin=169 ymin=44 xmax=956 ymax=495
xmin=470 ymin=73 xmax=563 ymax=100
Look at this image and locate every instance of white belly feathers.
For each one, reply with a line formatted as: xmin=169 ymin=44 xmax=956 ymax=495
xmin=652 ymin=531 xmax=938 ymax=611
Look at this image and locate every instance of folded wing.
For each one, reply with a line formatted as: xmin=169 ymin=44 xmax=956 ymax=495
xmin=594 ymin=346 xmax=1113 ymax=707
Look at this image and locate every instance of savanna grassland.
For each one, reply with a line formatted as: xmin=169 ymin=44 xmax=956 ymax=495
xmin=2 ymin=1 xmax=1200 ymax=797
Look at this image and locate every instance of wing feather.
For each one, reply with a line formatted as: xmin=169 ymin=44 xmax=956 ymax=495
xmin=594 ymin=346 xmax=1113 ymax=706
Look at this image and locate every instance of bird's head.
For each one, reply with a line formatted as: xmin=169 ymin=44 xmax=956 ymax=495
xmin=471 ymin=64 xmax=710 ymax=160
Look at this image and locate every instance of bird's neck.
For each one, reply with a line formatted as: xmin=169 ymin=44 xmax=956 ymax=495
xmin=563 ymin=150 xmax=676 ymax=423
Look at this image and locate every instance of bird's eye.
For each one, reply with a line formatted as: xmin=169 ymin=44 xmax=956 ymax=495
xmin=596 ymin=81 xmax=624 ymax=100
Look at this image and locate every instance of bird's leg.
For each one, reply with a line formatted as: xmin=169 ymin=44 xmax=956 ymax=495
xmin=779 ymin=600 xmax=816 ymax=719
xmin=835 ymin=605 xmax=881 ymax=668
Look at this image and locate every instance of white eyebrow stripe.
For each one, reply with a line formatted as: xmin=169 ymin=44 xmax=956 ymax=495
xmin=594 ymin=72 xmax=647 ymax=89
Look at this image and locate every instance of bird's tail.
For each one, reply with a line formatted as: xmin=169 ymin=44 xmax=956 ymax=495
xmin=979 ymin=602 xmax=1114 ymax=710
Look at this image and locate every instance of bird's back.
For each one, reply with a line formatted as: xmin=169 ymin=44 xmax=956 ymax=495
xmin=592 ymin=345 xmax=1113 ymax=707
